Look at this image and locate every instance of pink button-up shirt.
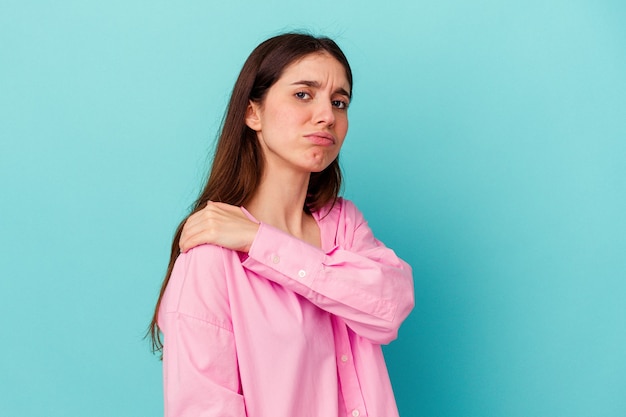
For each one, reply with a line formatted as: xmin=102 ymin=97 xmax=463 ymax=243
xmin=158 ymin=198 xmax=414 ymax=417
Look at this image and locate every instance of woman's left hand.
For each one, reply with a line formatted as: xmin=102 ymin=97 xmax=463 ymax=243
xmin=179 ymin=201 xmax=259 ymax=253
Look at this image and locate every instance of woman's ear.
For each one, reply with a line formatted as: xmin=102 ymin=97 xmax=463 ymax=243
xmin=245 ymin=101 xmax=262 ymax=131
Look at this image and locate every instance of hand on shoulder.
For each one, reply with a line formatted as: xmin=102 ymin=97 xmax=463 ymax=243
xmin=179 ymin=201 xmax=260 ymax=253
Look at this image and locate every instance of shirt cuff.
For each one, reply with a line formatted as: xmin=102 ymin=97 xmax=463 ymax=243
xmin=243 ymin=222 xmax=325 ymax=288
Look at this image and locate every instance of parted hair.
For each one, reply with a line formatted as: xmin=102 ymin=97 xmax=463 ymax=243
xmin=148 ymin=33 xmax=353 ymax=353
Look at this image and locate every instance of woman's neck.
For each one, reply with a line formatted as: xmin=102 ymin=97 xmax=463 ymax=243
xmin=244 ymin=167 xmax=319 ymax=245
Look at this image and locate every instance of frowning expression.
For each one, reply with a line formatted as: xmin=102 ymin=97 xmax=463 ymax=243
xmin=245 ymin=52 xmax=351 ymax=174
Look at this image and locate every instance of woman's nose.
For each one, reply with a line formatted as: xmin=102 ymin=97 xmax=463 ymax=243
xmin=314 ymin=100 xmax=335 ymax=126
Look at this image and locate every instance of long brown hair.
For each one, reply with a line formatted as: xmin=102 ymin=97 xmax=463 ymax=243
xmin=148 ymin=33 xmax=353 ymax=353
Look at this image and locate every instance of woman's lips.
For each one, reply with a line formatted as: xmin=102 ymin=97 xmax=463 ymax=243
xmin=304 ymin=132 xmax=336 ymax=146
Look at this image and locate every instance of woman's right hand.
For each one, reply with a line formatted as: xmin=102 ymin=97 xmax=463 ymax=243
xmin=179 ymin=201 xmax=259 ymax=253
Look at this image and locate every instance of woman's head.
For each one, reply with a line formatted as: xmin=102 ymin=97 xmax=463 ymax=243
xmin=246 ymin=48 xmax=351 ymax=179
xmin=206 ymin=32 xmax=353 ymax=212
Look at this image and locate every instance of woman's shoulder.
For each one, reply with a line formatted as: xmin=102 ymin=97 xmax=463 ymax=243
xmin=173 ymin=243 xmax=232 ymax=281
xmin=160 ymin=244 xmax=237 ymax=324
xmin=315 ymin=197 xmax=367 ymax=247
xmin=316 ymin=197 xmax=363 ymax=221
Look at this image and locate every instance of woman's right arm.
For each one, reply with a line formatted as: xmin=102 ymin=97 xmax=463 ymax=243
xmin=159 ymin=246 xmax=246 ymax=417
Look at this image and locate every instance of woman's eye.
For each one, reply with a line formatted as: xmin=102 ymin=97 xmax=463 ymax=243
xmin=332 ymin=100 xmax=349 ymax=109
xmin=295 ymin=91 xmax=310 ymax=100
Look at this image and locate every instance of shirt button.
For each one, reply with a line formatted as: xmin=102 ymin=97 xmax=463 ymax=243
xmin=341 ymin=354 xmax=348 ymax=363
xmin=298 ymin=269 xmax=306 ymax=278
xmin=351 ymin=410 xmax=360 ymax=417
xmin=272 ymin=255 xmax=280 ymax=264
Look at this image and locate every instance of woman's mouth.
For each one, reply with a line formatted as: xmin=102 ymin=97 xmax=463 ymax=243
xmin=304 ymin=132 xmax=336 ymax=146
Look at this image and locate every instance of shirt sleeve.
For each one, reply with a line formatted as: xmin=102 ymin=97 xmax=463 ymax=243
xmin=241 ymin=200 xmax=415 ymax=345
xmin=159 ymin=246 xmax=247 ymax=417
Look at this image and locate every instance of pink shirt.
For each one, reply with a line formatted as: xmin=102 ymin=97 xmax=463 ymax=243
xmin=158 ymin=198 xmax=414 ymax=417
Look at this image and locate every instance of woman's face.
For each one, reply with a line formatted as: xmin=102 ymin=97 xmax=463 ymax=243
xmin=246 ymin=52 xmax=351 ymax=174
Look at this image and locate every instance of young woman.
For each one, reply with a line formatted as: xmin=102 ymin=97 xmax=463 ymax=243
xmin=149 ymin=33 xmax=415 ymax=417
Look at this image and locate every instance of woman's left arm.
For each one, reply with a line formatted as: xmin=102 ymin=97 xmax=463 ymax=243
xmin=241 ymin=202 xmax=414 ymax=345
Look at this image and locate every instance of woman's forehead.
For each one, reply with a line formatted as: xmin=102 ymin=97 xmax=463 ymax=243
xmin=279 ymin=53 xmax=351 ymax=92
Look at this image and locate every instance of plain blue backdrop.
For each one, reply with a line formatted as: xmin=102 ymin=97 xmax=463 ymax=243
xmin=1 ymin=1 xmax=625 ymax=416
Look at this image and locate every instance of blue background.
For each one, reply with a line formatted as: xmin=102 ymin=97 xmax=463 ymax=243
xmin=1 ymin=1 xmax=625 ymax=416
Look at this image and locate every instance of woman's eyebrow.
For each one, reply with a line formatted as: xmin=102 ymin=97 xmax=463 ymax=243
xmin=290 ymin=80 xmax=351 ymax=97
